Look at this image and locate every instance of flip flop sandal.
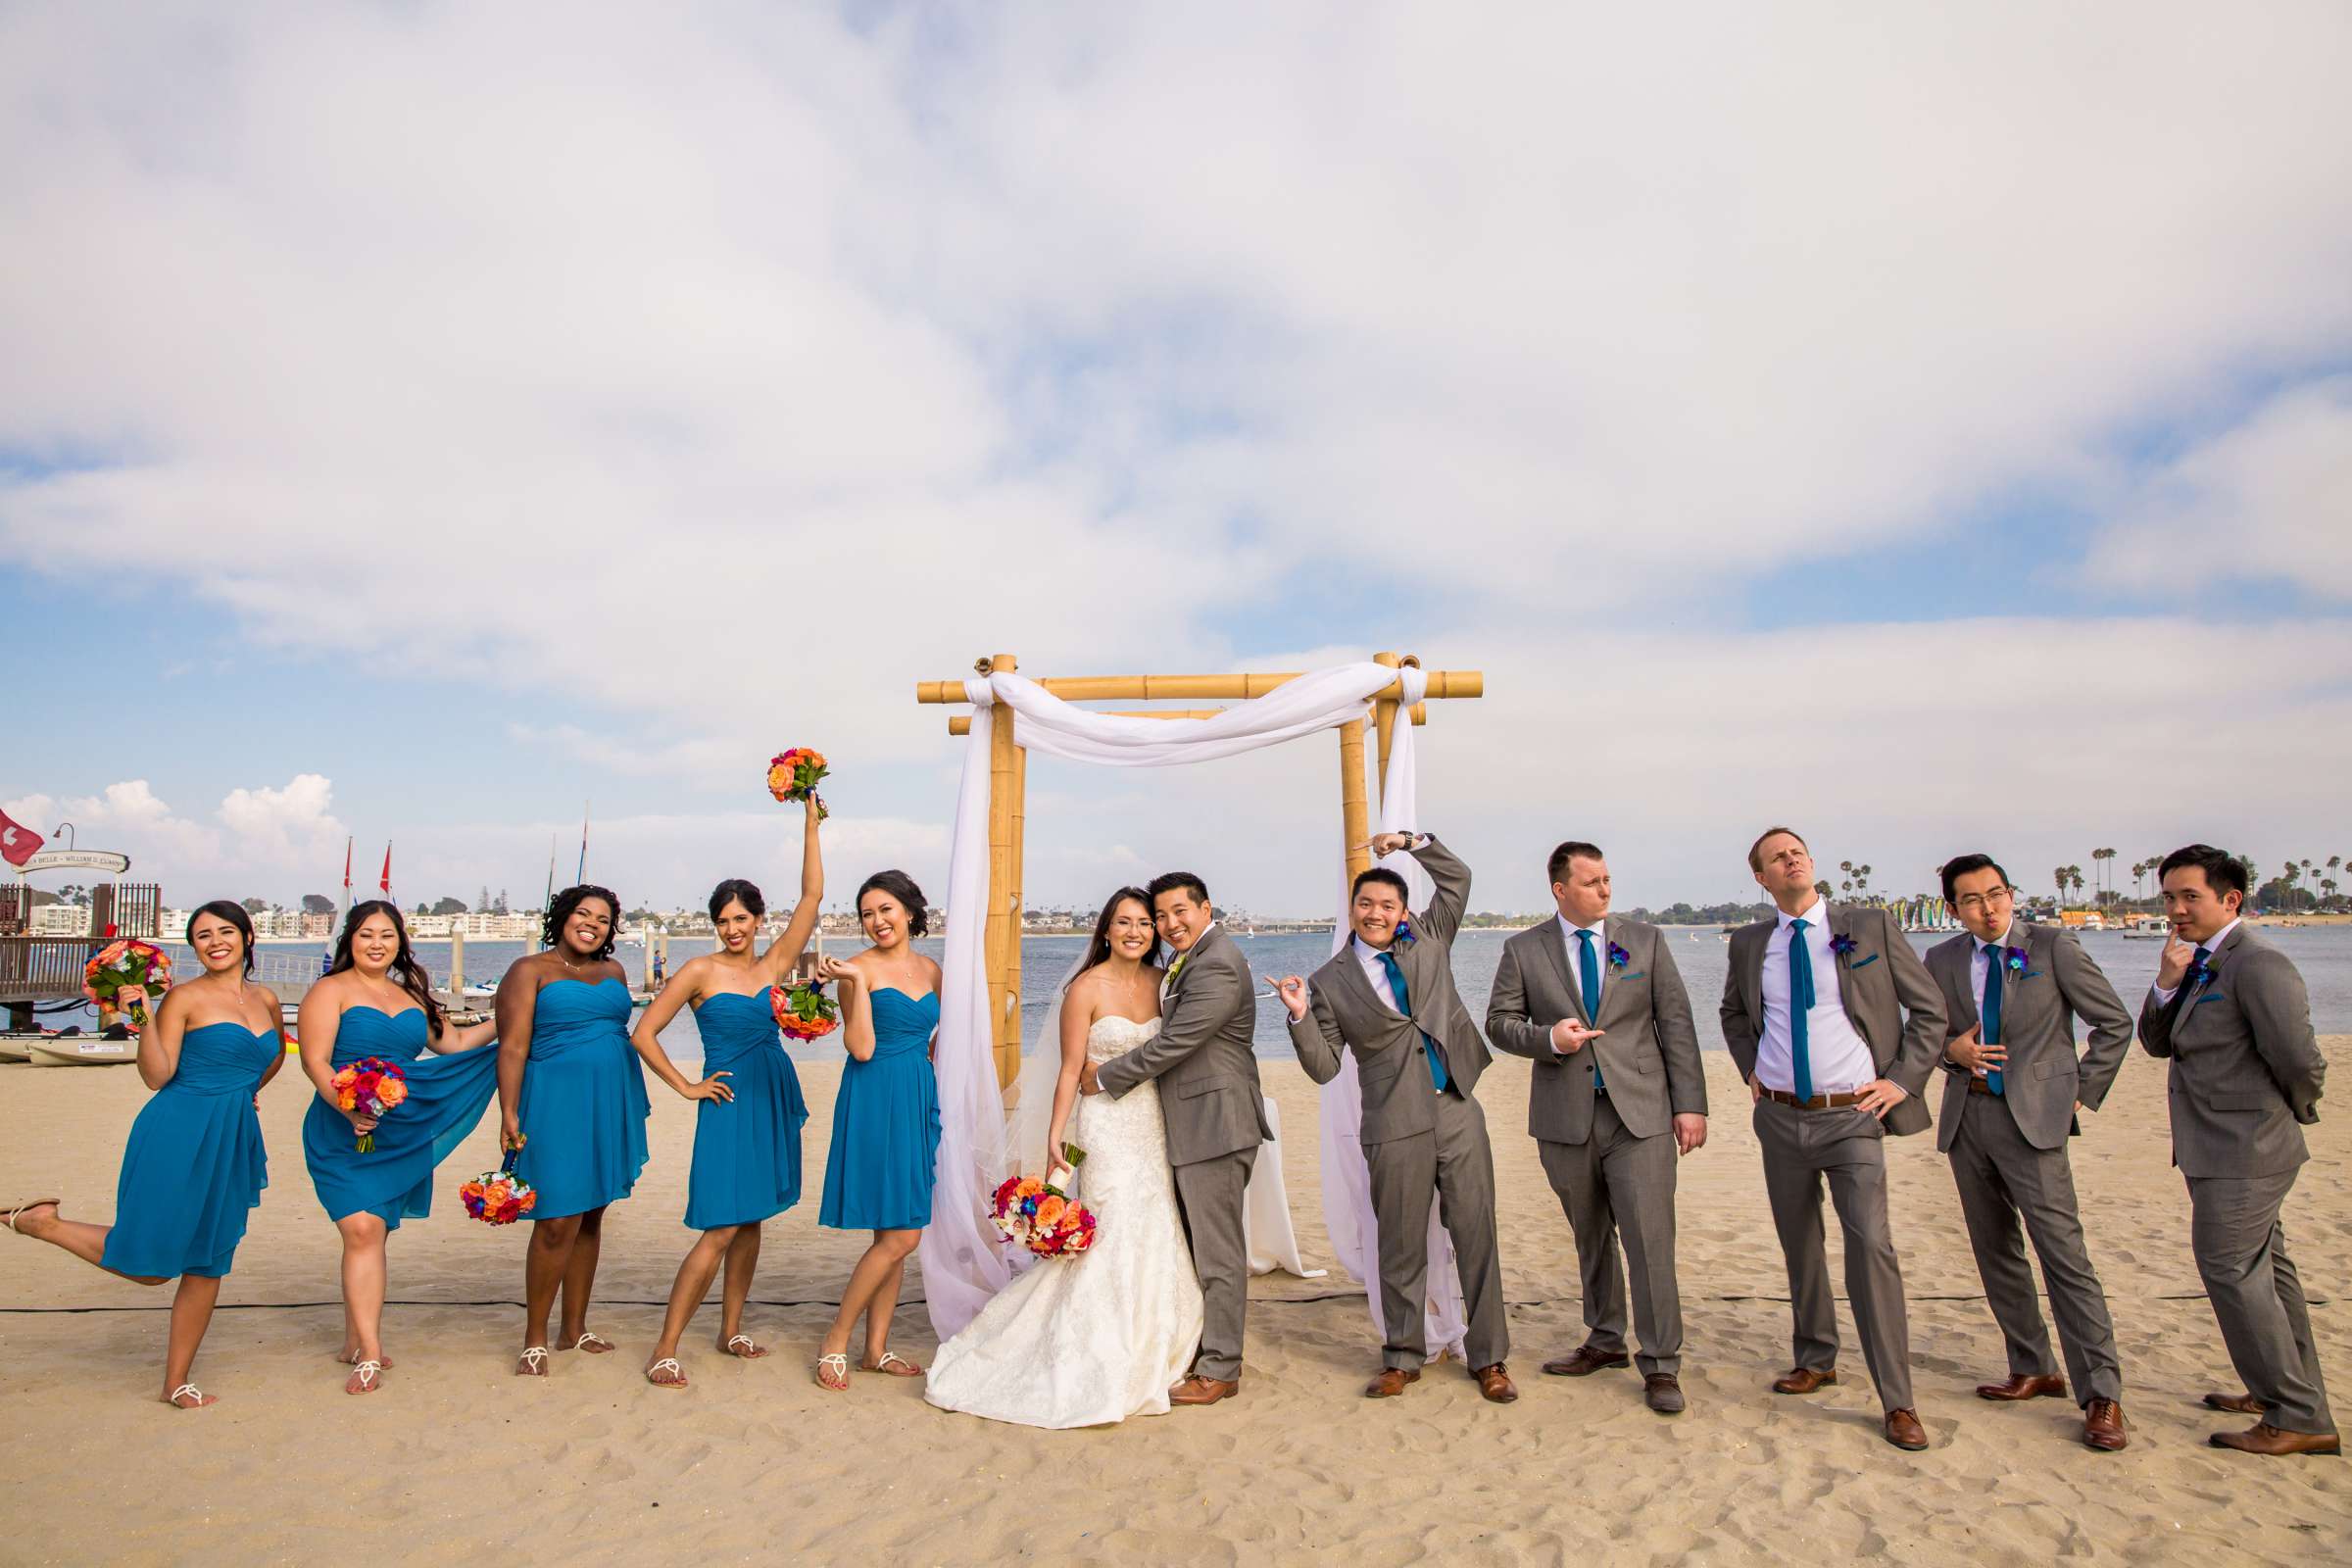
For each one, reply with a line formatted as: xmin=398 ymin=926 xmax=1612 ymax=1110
xmin=645 ymin=1358 xmax=687 ymax=1390
xmin=723 ymin=1335 xmax=767 ymax=1359
xmin=865 ymin=1350 xmax=923 ymax=1377
xmin=570 ymin=1332 xmax=614 ymax=1353
xmin=815 ymin=1352 xmax=850 ymax=1391
xmin=515 ymin=1347 xmax=551 ymax=1377
xmin=167 ymin=1384 xmax=211 ymax=1408
xmin=346 ymin=1360 xmax=383 ymax=1395
xmin=4 ymin=1199 xmax=60 ymax=1234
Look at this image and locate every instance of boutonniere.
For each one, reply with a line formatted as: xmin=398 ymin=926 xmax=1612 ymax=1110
xmin=1605 ymin=941 xmax=1630 ymax=971
xmin=1395 ymin=920 xmax=1416 ymax=948
xmin=2001 ymin=946 xmax=2029 ymax=974
xmin=1829 ymin=934 xmax=1859 ymax=959
xmin=2187 ymin=958 xmax=2218 ymax=989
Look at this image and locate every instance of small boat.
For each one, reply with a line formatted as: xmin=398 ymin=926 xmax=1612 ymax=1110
xmin=2121 ymin=926 xmax=2171 ymax=941
xmin=25 ymin=1035 xmax=142 ymax=1067
xmin=0 ymin=1034 xmax=36 ymax=1063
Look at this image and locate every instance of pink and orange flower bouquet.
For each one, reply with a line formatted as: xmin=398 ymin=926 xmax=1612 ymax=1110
xmin=772 ymin=978 xmax=840 ymax=1042
xmin=991 ymin=1147 xmax=1100 ymax=1259
xmin=765 ymin=747 xmax=830 ymax=820
xmin=461 ymin=1142 xmax=537 ymax=1226
xmin=82 ymin=939 xmax=172 ymax=1030
xmin=330 ymin=1055 xmax=409 ymax=1152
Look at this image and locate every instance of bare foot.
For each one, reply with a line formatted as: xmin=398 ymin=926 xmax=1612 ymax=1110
xmin=515 ymin=1347 xmax=550 ymax=1377
xmin=565 ymin=1332 xmax=615 ymax=1354
xmin=344 ymin=1359 xmax=385 ymax=1396
xmin=862 ymin=1349 xmax=923 ymax=1377
xmin=646 ymin=1357 xmax=688 ymax=1389
xmin=815 ymin=1352 xmax=850 ymax=1391
xmin=165 ymin=1384 xmax=217 ymax=1408
xmin=720 ymin=1334 xmax=769 ymax=1359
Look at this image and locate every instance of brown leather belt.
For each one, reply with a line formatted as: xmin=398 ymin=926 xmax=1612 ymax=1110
xmin=1966 ymin=1076 xmax=2000 ymax=1097
xmin=1758 ymin=1087 xmax=1865 ymax=1109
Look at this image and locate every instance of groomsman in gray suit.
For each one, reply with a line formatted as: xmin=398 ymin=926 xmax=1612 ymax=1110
xmin=1927 ymin=854 xmax=2132 ymax=1450
xmin=1273 ymin=832 xmax=1516 ymax=1403
xmin=1720 ymin=827 xmax=1944 ymax=1451
xmin=1486 ymin=840 xmax=1707 ymax=1415
xmin=2139 ymin=844 xmax=2336 ymax=1456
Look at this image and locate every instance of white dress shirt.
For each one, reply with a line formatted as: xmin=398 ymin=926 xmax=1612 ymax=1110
xmin=2148 ymin=917 xmax=2238 ymax=1006
xmin=1555 ymin=913 xmax=1607 ymax=1052
xmin=1755 ymin=899 xmax=1878 ymax=1095
xmin=1350 ymin=934 xmax=1405 ymax=1014
xmin=1971 ymin=921 xmax=2017 ymax=1024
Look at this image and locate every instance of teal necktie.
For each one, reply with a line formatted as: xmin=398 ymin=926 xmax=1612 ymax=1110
xmin=1981 ymin=943 xmax=2005 ymax=1097
xmin=1376 ymin=948 xmax=1448 ymax=1093
xmin=1576 ymin=929 xmax=1604 ymax=1092
xmin=1788 ymin=918 xmax=1815 ymax=1104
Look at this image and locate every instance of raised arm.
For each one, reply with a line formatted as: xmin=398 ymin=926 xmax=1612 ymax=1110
xmin=2239 ymin=950 xmax=2326 ymax=1123
xmin=1650 ymin=936 xmax=1707 ymax=1116
xmin=1484 ymin=940 xmax=1553 ymax=1062
xmin=1095 ymin=948 xmax=1244 ymax=1097
xmin=493 ymin=962 xmax=540 ymax=1148
xmin=1407 ymin=835 xmax=1472 ymax=950
xmin=2052 ymin=931 xmax=2132 ymax=1109
xmin=760 ymin=798 xmax=826 ymax=984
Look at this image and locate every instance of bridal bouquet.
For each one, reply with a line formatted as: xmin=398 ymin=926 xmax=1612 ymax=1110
xmin=991 ymin=1148 xmax=1099 ymax=1259
xmin=765 ymin=747 xmax=830 ymax=819
xmin=772 ymin=978 xmax=839 ymax=1041
xmin=460 ymin=1143 xmax=537 ymax=1226
xmin=330 ymin=1055 xmax=410 ymax=1152
xmin=82 ymin=939 xmax=172 ymax=1029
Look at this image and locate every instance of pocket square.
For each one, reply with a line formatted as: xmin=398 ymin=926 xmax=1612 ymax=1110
xmin=1621 ymin=971 xmax=1646 ymax=982
xmin=2194 ymin=992 xmax=2225 ymax=1006
xmin=1848 ymin=953 xmax=1881 ymax=971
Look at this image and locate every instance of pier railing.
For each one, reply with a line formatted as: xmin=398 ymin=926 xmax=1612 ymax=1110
xmin=0 ymin=937 xmax=95 ymax=1001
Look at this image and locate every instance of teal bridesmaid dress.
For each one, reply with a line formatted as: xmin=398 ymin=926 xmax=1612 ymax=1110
xmin=100 ymin=1021 xmax=278 ymax=1279
xmin=514 ymin=978 xmax=650 ymax=1220
xmin=818 ymin=988 xmax=942 ymax=1230
xmin=683 ymin=988 xmax=810 ymax=1231
xmin=301 ymin=1005 xmax=499 ymax=1229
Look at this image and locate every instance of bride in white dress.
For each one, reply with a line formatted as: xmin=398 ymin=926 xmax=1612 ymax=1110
xmin=925 ymin=888 xmax=1205 ymax=1428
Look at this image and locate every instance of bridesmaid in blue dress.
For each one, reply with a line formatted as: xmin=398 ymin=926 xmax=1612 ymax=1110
xmin=631 ymin=796 xmax=825 ymax=1389
xmin=6 ymin=903 xmax=284 ymax=1408
xmin=495 ymin=884 xmax=652 ymax=1376
xmin=809 ymin=869 xmax=942 ymax=1392
xmin=297 ymin=901 xmax=500 ymax=1396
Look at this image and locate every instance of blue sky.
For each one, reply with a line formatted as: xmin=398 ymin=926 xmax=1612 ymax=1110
xmin=4 ymin=3 xmax=2348 ymax=916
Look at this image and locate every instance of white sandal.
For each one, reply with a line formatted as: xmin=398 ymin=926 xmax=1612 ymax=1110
xmin=167 ymin=1384 xmax=209 ymax=1408
xmin=645 ymin=1357 xmax=686 ymax=1389
xmin=346 ymin=1359 xmax=383 ymax=1395
xmin=5 ymin=1198 xmax=60 ymax=1234
xmin=515 ymin=1346 xmax=550 ymax=1377
xmin=570 ymin=1332 xmax=614 ymax=1353
xmin=723 ymin=1334 xmax=765 ymax=1358
xmin=815 ymin=1352 xmax=850 ymax=1391
xmin=866 ymin=1349 xmax=923 ymax=1377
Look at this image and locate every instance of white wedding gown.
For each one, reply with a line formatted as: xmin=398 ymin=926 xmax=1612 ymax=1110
xmin=924 ymin=1016 xmax=1206 ymax=1429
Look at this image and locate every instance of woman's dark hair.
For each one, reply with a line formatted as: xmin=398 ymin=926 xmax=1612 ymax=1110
xmin=186 ymin=900 xmax=257 ymax=977
xmin=543 ymin=884 xmax=621 ymax=961
xmin=709 ymin=878 xmax=766 ymax=921
xmin=1072 ymin=887 xmax=1161 ymax=987
xmin=855 ymin=870 xmax=929 ymax=937
xmin=329 ymin=899 xmax=444 ymax=1032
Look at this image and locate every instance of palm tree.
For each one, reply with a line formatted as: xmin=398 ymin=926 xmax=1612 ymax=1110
xmin=1857 ymin=863 xmax=1874 ymax=903
xmin=2053 ymin=865 xmax=2069 ymax=907
xmin=2068 ymin=864 xmax=2085 ymax=906
xmin=1813 ymin=879 xmax=1833 ymax=903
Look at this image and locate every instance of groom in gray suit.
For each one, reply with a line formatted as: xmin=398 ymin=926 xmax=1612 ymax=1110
xmin=2138 ymin=844 xmax=2335 ymax=1457
xmin=1082 ymin=870 xmax=1270 ymax=1406
xmin=1274 ymin=832 xmax=1515 ymax=1403
xmin=1720 ymin=827 xmax=1944 ymax=1451
xmin=1927 ymin=854 xmax=2132 ymax=1451
xmin=1486 ymin=840 xmax=1707 ymax=1416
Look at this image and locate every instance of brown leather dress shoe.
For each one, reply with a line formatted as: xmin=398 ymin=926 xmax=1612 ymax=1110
xmin=1976 ymin=1373 xmax=2067 ymax=1402
xmin=2208 ymin=1422 xmax=2341 ymax=1456
xmin=1772 ymin=1366 xmax=1838 ymax=1395
xmin=1364 ymin=1367 xmax=1420 ymax=1398
xmin=2082 ymin=1398 xmax=2128 ymax=1451
xmin=1542 ymin=1346 xmax=1631 ymax=1377
xmin=2202 ymin=1391 xmax=2263 ymax=1416
xmin=1473 ymin=1363 xmax=1518 ymax=1403
xmin=1168 ymin=1374 xmax=1240 ymax=1406
xmin=1884 ymin=1408 xmax=1929 ymax=1450
xmin=1643 ymin=1374 xmax=1686 ymax=1415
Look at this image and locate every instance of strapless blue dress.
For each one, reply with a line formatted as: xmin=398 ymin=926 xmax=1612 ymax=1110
xmin=819 ymin=988 xmax=941 ymax=1231
xmin=684 ymin=988 xmax=810 ymax=1231
xmin=514 ymin=978 xmax=650 ymax=1220
xmin=101 ymin=1021 xmax=278 ymax=1279
xmin=301 ymin=1005 xmax=499 ymax=1229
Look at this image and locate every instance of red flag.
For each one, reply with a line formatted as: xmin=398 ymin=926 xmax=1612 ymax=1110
xmin=0 ymin=807 xmax=39 ymax=868
xmin=379 ymin=843 xmax=392 ymax=896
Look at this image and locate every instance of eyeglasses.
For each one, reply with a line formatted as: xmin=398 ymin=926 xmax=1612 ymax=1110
xmin=1953 ymin=888 xmax=2013 ymax=913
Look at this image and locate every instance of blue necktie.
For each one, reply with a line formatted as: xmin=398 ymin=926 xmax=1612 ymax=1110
xmin=1376 ymin=948 xmax=1448 ymax=1094
xmin=1788 ymin=918 xmax=1815 ymax=1104
xmin=1576 ymin=929 xmax=1604 ymax=1092
xmin=1981 ymin=943 xmax=2005 ymax=1097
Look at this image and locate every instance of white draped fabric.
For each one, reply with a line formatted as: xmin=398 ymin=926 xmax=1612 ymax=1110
xmin=1313 ymin=665 xmax=1470 ymax=1362
xmin=921 ymin=662 xmax=1409 ymax=1342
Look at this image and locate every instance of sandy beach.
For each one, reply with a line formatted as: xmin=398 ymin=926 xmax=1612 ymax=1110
xmin=2 ymin=1043 xmax=2343 ymax=1566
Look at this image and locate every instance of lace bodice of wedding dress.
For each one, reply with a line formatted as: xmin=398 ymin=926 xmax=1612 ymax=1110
xmin=924 ymin=1016 xmax=1206 ymax=1429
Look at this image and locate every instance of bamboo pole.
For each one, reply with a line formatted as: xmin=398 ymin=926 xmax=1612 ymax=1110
xmin=948 ymin=708 xmax=1224 ymax=736
xmin=917 ymin=670 xmax=1482 ymax=705
xmin=1340 ymin=716 xmax=1372 ymax=884
xmin=985 ymin=654 xmax=1022 ymax=1091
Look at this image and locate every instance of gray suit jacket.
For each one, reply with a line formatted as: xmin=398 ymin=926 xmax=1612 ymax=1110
xmin=1719 ymin=903 xmax=1944 ymax=1138
xmin=1288 ymin=837 xmax=1491 ymax=1144
xmin=1926 ymin=922 xmax=2132 ymax=1152
xmin=1096 ymin=921 xmax=1271 ymax=1167
xmin=1486 ymin=914 xmax=1706 ymax=1143
xmin=2136 ymin=924 xmax=2324 ymax=1179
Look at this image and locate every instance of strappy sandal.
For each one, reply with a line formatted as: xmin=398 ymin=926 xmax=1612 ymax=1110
xmin=345 ymin=1360 xmax=383 ymax=1396
xmin=721 ymin=1334 xmax=767 ymax=1359
xmin=4 ymin=1198 xmax=60 ymax=1234
xmin=166 ymin=1384 xmax=213 ymax=1408
xmin=569 ymin=1332 xmax=614 ymax=1353
xmin=814 ymin=1352 xmax=850 ymax=1392
xmin=863 ymin=1349 xmax=923 ymax=1377
xmin=515 ymin=1346 xmax=550 ymax=1377
xmin=645 ymin=1357 xmax=687 ymax=1390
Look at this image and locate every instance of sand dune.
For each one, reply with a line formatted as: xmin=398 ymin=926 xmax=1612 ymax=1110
xmin=2 ymin=1043 xmax=2344 ymax=1565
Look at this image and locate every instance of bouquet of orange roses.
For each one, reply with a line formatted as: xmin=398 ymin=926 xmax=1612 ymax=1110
xmin=991 ymin=1145 xmax=1099 ymax=1259
xmin=330 ymin=1055 xmax=409 ymax=1152
xmin=772 ymin=978 xmax=839 ymax=1041
xmin=82 ymin=939 xmax=172 ymax=1030
xmin=461 ymin=1143 xmax=537 ymax=1226
xmin=765 ymin=747 xmax=829 ymax=819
